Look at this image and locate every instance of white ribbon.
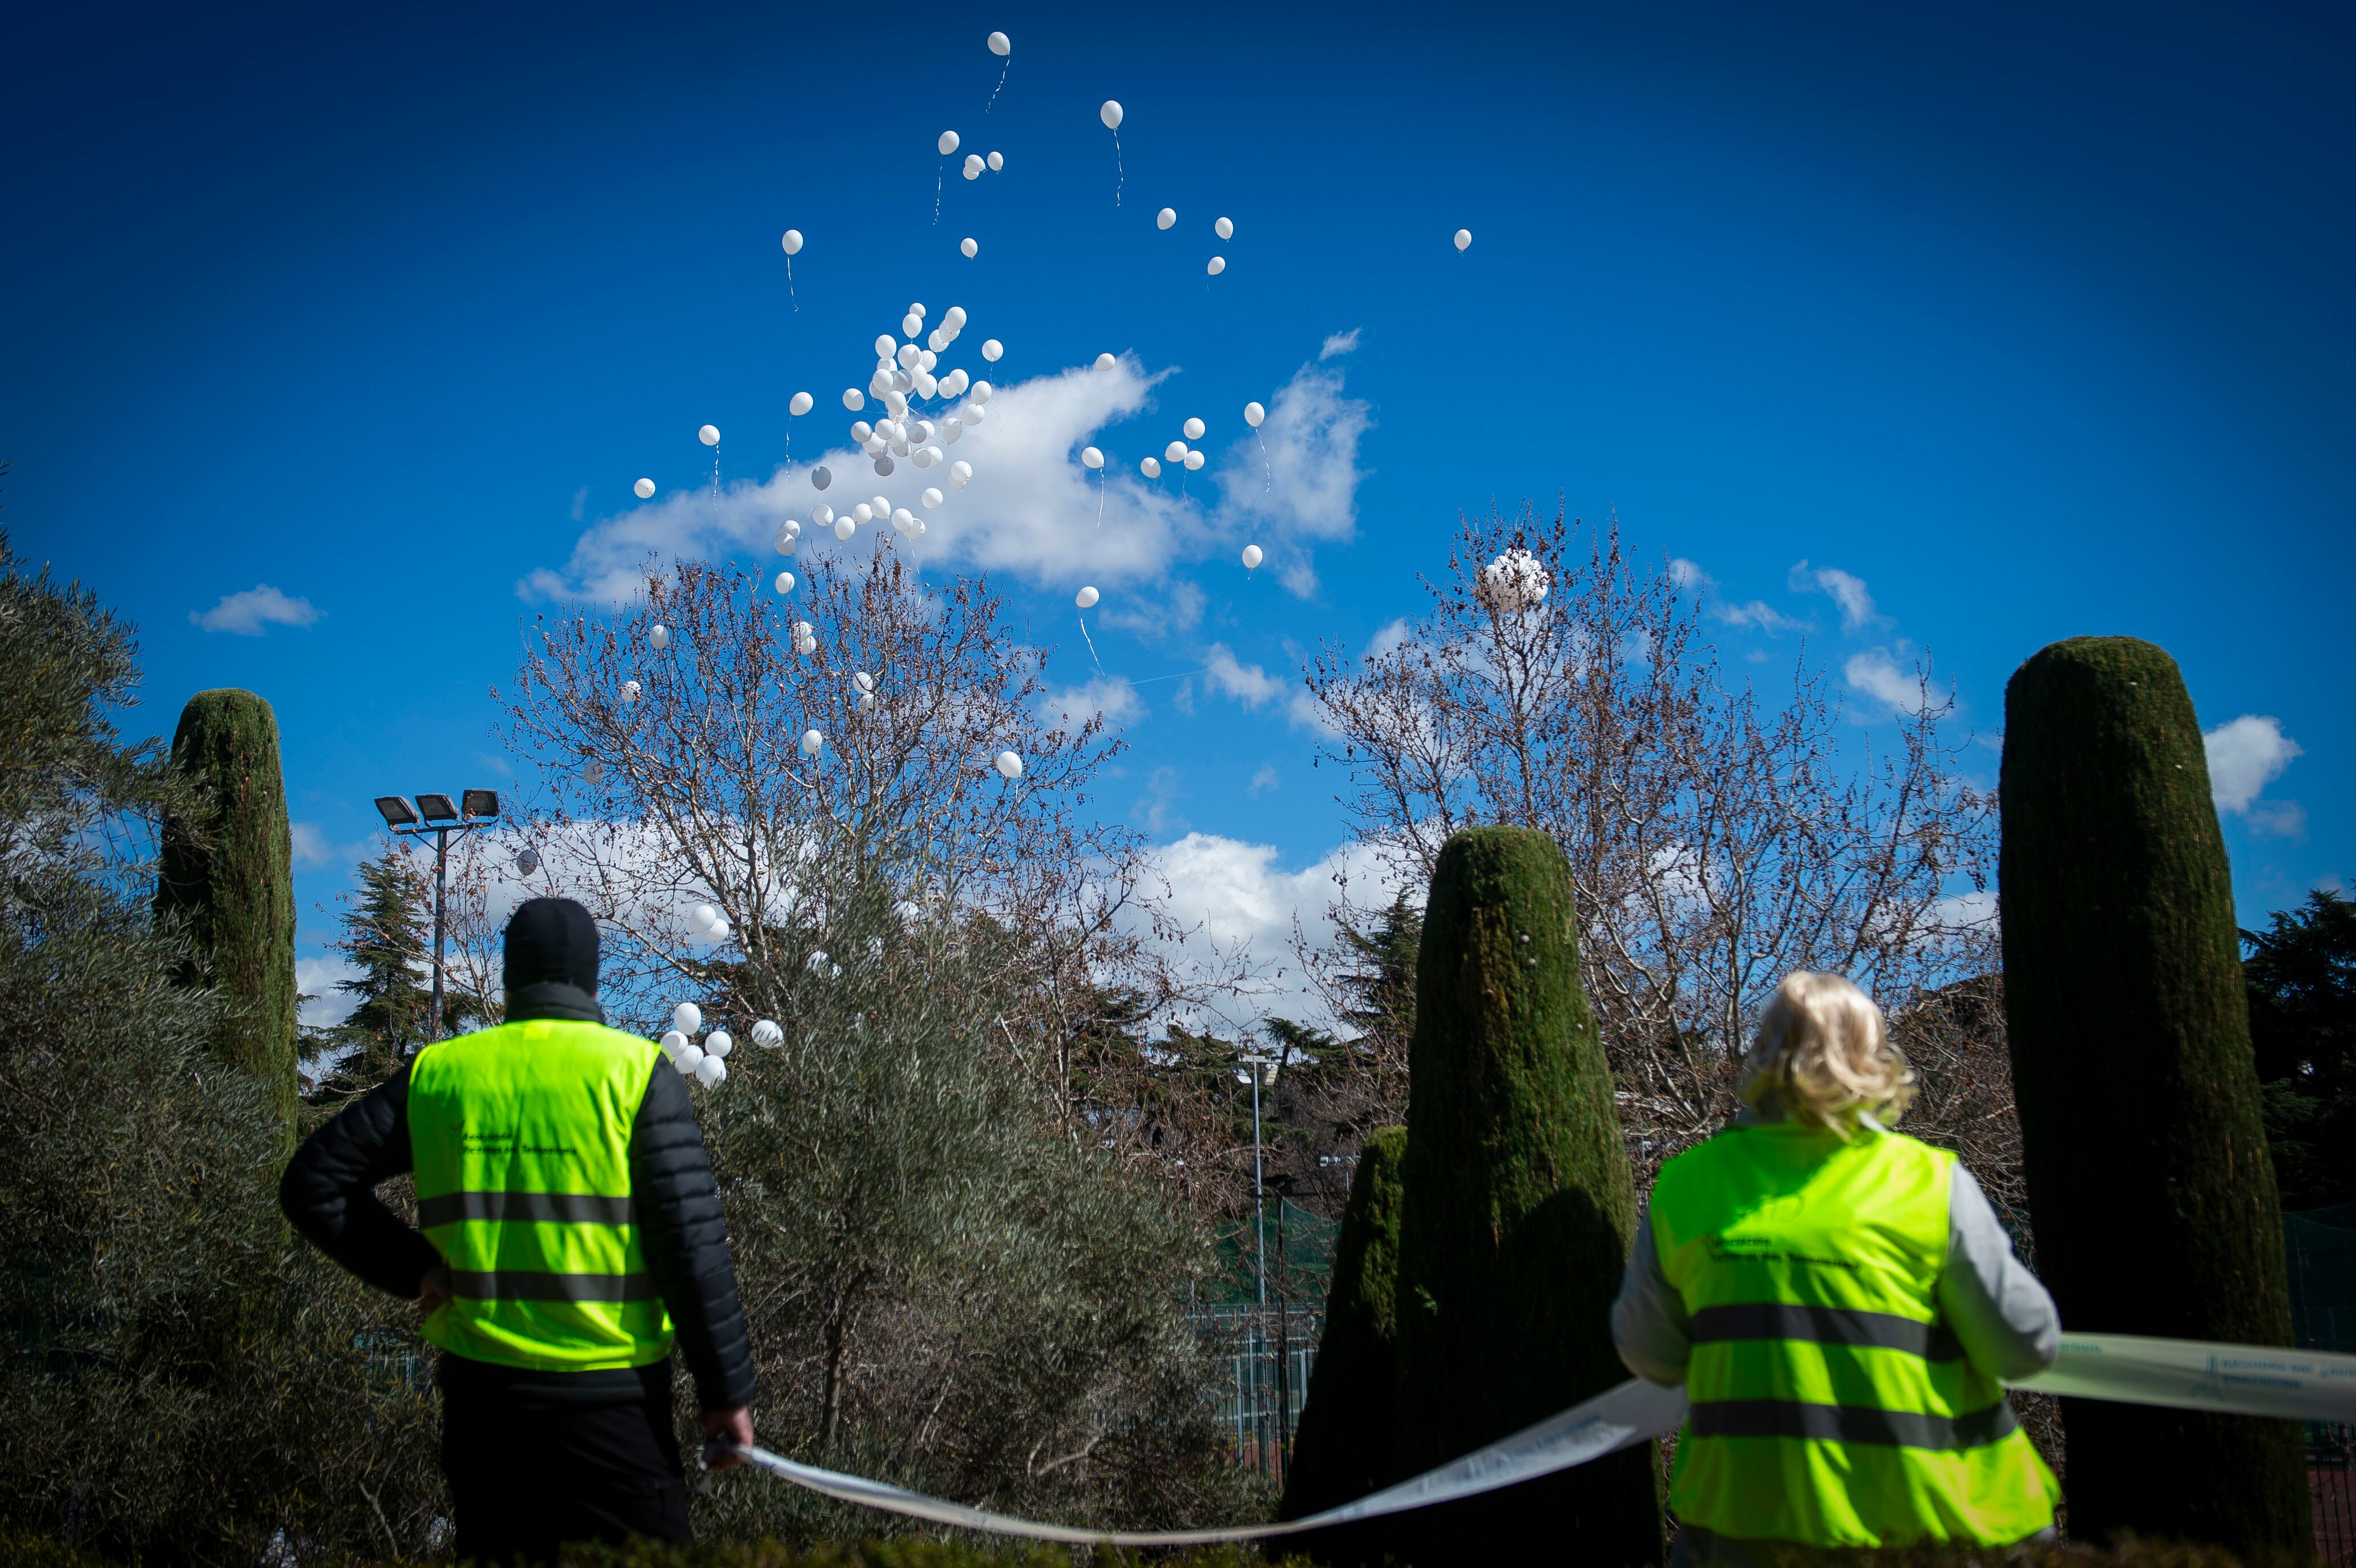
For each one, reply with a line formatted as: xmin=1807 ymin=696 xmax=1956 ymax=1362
xmin=725 ymin=1332 xmax=2356 ymax=1546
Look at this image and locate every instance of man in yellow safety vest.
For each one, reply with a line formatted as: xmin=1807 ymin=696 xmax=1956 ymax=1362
xmin=1612 ymin=972 xmax=2062 ymax=1563
xmin=282 ymin=898 xmax=754 ymax=1563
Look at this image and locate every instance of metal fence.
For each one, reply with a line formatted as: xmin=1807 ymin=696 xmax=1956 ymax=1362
xmin=2317 ymin=1422 xmax=2355 ymax=1567
xmin=1191 ymin=1302 xmax=1324 ymax=1485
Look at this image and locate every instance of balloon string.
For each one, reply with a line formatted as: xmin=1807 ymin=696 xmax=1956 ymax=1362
xmin=786 ymin=257 xmax=797 ymax=312
xmin=1111 ymin=129 xmax=1122 ymax=207
xmin=1258 ymin=430 xmax=1270 ymax=493
xmin=712 ymin=450 xmax=721 ymax=502
xmin=933 ymin=164 xmax=943 ymax=226
xmin=985 ymin=60 xmax=1008 ymax=115
xmin=1078 ymin=612 xmax=1104 ymax=677
xmin=1096 ymin=471 xmax=1105 ymax=527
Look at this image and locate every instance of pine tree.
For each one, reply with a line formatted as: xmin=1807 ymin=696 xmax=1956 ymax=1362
xmin=2245 ymin=890 xmax=2356 ymax=1212
xmin=1390 ymin=827 xmax=1660 ymax=1567
xmin=1336 ymin=891 xmax=1422 ymax=1050
xmin=2001 ymin=636 xmax=2311 ymax=1556
xmin=154 ymin=688 xmax=298 ymax=1149
xmin=313 ymin=843 xmax=434 ymax=1095
xmin=1278 ymin=1124 xmax=1406 ymax=1564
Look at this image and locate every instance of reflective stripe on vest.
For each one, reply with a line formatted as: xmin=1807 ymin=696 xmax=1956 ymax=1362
xmin=1649 ymin=1123 xmax=2058 ymax=1548
xmin=407 ymin=1018 xmax=676 ymax=1373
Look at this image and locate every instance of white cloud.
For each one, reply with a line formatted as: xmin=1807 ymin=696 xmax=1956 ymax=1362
xmin=530 ymin=347 xmax=1372 ymax=607
xmin=1715 ymin=599 xmax=1805 ymax=636
xmin=1102 ymin=579 xmax=1202 ymax=638
xmin=1845 ymin=647 xmax=1938 ymax=714
xmin=1038 ymin=674 xmax=1142 ymax=728
xmin=296 ymin=956 xmax=361 ymax=1028
xmin=1788 ymin=560 xmax=1879 ymax=632
xmin=1202 ymin=643 xmax=1284 ymax=709
xmin=1131 ymin=767 xmax=1186 ymax=837
xmin=1668 ymin=557 xmax=1706 ymax=591
xmin=2203 ymin=714 xmax=2302 ymax=817
xmin=289 ymin=822 xmax=358 ymax=869
xmin=1137 ymin=831 xmax=1408 ymax=1032
xmin=1319 ymin=328 xmax=1362 ymax=361
xmin=1248 ymin=765 xmax=1280 ymax=797
xmin=1365 ymin=617 xmax=1412 ymax=660
xmin=191 ymin=585 xmax=321 ymax=636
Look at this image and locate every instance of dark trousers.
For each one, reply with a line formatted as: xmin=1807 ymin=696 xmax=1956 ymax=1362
xmin=440 ymin=1357 xmax=692 ymax=1565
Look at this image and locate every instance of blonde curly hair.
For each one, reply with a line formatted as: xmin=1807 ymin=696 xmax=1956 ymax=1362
xmin=1737 ymin=971 xmax=1915 ymax=1130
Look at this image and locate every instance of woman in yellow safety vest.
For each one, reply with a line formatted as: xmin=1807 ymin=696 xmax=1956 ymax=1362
xmin=1613 ymin=972 xmax=2062 ymax=1565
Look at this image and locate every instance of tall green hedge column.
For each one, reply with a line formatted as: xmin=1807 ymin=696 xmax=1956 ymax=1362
xmin=1391 ymin=827 xmax=1660 ymax=1567
xmin=2001 ymin=637 xmax=2310 ymax=1556
xmin=1279 ymin=1125 xmax=1406 ymax=1565
xmin=156 ymin=689 xmax=298 ymax=1150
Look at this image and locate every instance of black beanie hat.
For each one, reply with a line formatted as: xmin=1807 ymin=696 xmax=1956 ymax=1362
xmin=504 ymin=897 xmax=601 ymax=997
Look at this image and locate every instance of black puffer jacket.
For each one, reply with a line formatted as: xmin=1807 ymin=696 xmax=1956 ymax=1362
xmin=279 ymin=990 xmax=756 ymax=1412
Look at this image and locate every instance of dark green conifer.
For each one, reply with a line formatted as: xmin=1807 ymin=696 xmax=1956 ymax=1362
xmin=310 ymin=843 xmax=434 ymax=1096
xmin=2001 ymin=636 xmax=2310 ymax=1555
xmin=155 ymin=689 xmax=298 ymax=1146
xmin=1279 ymin=1124 xmax=1406 ymax=1563
xmin=1391 ymin=827 xmax=1660 ymax=1567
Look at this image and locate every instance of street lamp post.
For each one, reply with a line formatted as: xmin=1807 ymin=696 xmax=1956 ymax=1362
xmin=374 ymin=789 xmax=499 ymax=1045
xmin=1239 ymin=1053 xmax=1281 ymax=1475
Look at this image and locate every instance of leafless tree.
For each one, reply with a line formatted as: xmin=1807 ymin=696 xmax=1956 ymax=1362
xmin=1304 ymin=504 xmax=2002 ymax=1184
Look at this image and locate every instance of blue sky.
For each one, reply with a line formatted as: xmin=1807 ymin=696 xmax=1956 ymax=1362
xmin=5 ymin=0 xmax=2348 ymax=1015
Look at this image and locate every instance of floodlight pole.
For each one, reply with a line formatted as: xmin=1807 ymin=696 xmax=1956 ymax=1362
xmin=389 ymin=815 xmax=490 ymax=1045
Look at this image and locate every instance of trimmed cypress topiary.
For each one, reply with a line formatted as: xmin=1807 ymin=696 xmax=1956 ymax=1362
xmin=2001 ymin=637 xmax=2310 ymax=1557
xmin=1390 ymin=827 xmax=1661 ymax=1568
xmin=1278 ymin=1124 xmax=1406 ymax=1564
xmin=155 ymin=689 xmax=298 ymax=1150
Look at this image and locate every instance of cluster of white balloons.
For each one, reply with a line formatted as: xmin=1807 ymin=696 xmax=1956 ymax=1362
xmin=661 ymin=1001 xmax=783 ymax=1089
xmin=686 ymin=902 xmax=733 ymax=941
xmin=1478 ymin=548 xmax=1550 ymax=611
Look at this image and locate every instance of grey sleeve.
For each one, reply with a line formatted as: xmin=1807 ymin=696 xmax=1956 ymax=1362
xmin=1937 ymin=1163 xmax=2061 ymax=1381
xmin=1611 ymin=1209 xmax=1694 ymax=1385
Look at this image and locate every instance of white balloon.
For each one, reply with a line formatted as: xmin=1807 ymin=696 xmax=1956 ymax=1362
xmin=1215 ymin=215 xmax=1234 ymax=240
xmin=988 ymin=29 xmax=1010 ymax=55
xmin=1185 ymin=450 xmax=1205 ymax=471
xmin=963 ymin=403 xmax=985 ymax=424
xmin=673 ymin=1002 xmax=704 ymax=1033
xmin=918 ymin=348 xmax=937 ymax=371
xmin=705 ymin=1029 xmax=734 ymax=1059
xmin=995 ymin=750 xmax=1023 ymax=779
xmin=1076 ymin=585 xmax=1100 ymax=609
xmin=1156 ymin=207 xmax=1176 ymax=230
xmin=981 ymin=339 xmax=1003 ymax=361
xmin=944 ymin=305 xmax=967 ymax=327
xmin=960 ymin=237 xmax=978 ymax=258
xmin=1094 ymin=353 xmax=1116 ymax=370
xmin=875 ymin=334 xmax=897 ymax=357
xmin=872 ymin=456 xmax=894 ymax=476
xmin=891 ymin=507 xmax=916 ymax=532
xmin=633 ymin=477 xmax=655 ymax=499
xmin=911 ymin=446 xmax=934 ymax=468
xmin=927 ymin=329 xmax=945 ymax=353
xmin=751 ymin=1018 xmax=783 ymax=1048
xmin=690 ymin=903 xmax=717 ymax=931
xmin=851 ymin=503 xmax=873 ymax=524
xmin=963 ymin=153 xmax=983 ymax=177
xmin=1454 ymin=228 xmax=1473 ymax=252
xmin=871 ymin=495 xmax=891 ymax=516
xmin=834 ymin=517 xmax=856 ymax=539
xmin=694 ymin=1054 xmax=726 ymax=1087
xmin=708 ymin=916 xmax=730 ymax=940
xmin=1477 ymin=548 xmax=1553 ymax=611
xmin=1183 ymin=417 xmax=1205 ymax=440
xmin=782 ymin=229 xmax=805 ymax=256
xmin=1242 ymin=544 xmax=1264 ymax=569
xmin=812 ymin=464 xmax=832 ymax=490
xmin=1165 ymin=440 xmax=1187 ymax=463
xmin=940 ymin=369 xmax=968 ymax=396
xmin=986 ymin=150 xmax=1003 ymax=171
xmin=782 ymin=518 xmax=803 ymax=538
xmin=620 ymin=679 xmax=641 ymax=704
xmin=949 ymin=459 xmax=973 ymax=483
xmin=649 ymin=624 xmax=670 ymax=649
xmin=811 ymin=506 xmax=832 ymax=527
xmin=921 ymin=444 xmax=944 ymax=467
xmin=843 ymin=389 xmax=865 ymax=411
xmin=1206 ymin=256 xmax=1225 ymax=276
xmin=661 ymin=1029 xmax=688 ymax=1059
xmin=1140 ymin=456 xmax=1161 ymax=478
xmin=1243 ymin=401 xmax=1266 ymax=427
xmin=698 ymin=424 xmax=721 ymax=446
xmin=938 ymin=130 xmax=960 ymax=155
xmin=850 ymin=421 xmax=872 ymax=443
xmin=902 ymin=313 xmax=923 ymax=338
xmin=1080 ymin=446 xmax=1104 ymax=469
xmin=896 ymin=342 xmax=922 ymax=370
xmin=789 ymin=391 xmax=813 ymax=417
xmin=970 ymin=380 xmax=993 ymax=403
xmin=853 ymin=670 xmax=875 ymax=693
xmin=677 ymin=1042 xmax=705 ymax=1072
xmin=922 ymin=487 xmax=944 ymax=508
xmin=1100 ymin=100 xmax=1123 ymax=130
xmin=909 ymin=302 xmax=927 ymax=319
xmin=775 ymin=571 xmax=795 ymax=594
xmin=801 ymin=729 xmax=825 ymax=756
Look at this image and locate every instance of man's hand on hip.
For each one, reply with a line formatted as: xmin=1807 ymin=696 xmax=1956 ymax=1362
xmin=702 ymin=1407 xmax=754 ymax=1469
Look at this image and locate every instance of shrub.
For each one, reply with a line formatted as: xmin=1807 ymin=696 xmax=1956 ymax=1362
xmin=1389 ymin=827 xmax=1659 ymax=1567
xmin=2001 ymin=636 xmax=2309 ymax=1556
